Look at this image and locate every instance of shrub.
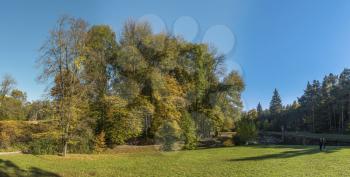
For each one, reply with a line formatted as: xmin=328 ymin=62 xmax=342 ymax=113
xmin=104 ymin=96 xmax=143 ymax=146
xmin=235 ymin=118 xmax=258 ymax=145
xmin=180 ymin=112 xmax=197 ymax=150
xmin=94 ymin=131 xmax=106 ymax=153
xmin=29 ymin=138 xmax=59 ymax=155
xmin=0 ymin=131 xmax=11 ymax=149
xmin=0 ymin=121 xmax=33 ymax=150
xmin=68 ymin=119 xmax=95 ymax=154
xmin=156 ymin=120 xmax=181 ymax=151
xmin=105 ymin=108 xmax=142 ymax=145
xmin=223 ymin=139 xmax=234 ymax=147
xmin=28 ymin=132 xmax=60 ymax=155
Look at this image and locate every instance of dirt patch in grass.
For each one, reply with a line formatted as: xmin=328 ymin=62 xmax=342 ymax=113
xmin=104 ymin=145 xmax=161 ymax=154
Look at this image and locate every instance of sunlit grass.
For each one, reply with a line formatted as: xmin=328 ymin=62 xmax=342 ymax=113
xmin=1 ymin=145 xmax=350 ymax=177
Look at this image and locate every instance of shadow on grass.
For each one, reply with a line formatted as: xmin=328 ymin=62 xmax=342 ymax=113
xmin=230 ymin=146 xmax=342 ymax=162
xmin=0 ymin=159 xmax=60 ymax=177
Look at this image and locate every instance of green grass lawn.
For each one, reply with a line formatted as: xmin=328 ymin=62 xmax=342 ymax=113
xmin=266 ymin=131 xmax=350 ymax=142
xmin=1 ymin=145 xmax=350 ymax=177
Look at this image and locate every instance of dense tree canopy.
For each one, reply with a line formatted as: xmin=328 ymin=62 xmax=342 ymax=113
xmin=8 ymin=16 xmax=246 ymax=154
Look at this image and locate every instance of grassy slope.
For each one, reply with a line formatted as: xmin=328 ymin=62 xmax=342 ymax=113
xmin=1 ymin=145 xmax=350 ymax=177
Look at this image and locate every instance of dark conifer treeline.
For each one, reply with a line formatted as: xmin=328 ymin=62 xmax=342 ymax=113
xmin=259 ymin=69 xmax=350 ymax=134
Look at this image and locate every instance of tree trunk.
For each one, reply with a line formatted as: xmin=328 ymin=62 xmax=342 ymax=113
xmin=342 ymin=107 xmax=344 ymax=133
xmin=329 ymin=106 xmax=332 ymax=131
xmin=340 ymin=105 xmax=344 ymax=133
xmin=63 ymin=140 xmax=68 ymax=157
xmin=333 ymin=107 xmax=336 ymax=131
xmin=62 ymin=120 xmax=69 ymax=157
xmin=312 ymin=106 xmax=315 ymax=133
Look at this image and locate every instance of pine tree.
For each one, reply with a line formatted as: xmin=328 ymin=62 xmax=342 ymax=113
xmin=311 ymin=80 xmax=322 ymax=132
xmin=337 ymin=69 xmax=350 ymax=133
xmin=268 ymin=89 xmax=283 ymax=130
xmin=257 ymin=102 xmax=263 ymax=117
xmin=270 ymin=89 xmax=283 ymax=115
xmin=321 ymin=74 xmax=338 ymax=131
xmin=298 ymin=80 xmax=321 ymax=132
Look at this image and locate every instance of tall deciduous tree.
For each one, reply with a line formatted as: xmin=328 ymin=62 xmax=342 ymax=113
xmin=83 ymin=25 xmax=118 ymax=134
xmin=0 ymin=74 xmax=16 ymax=99
xmin=34 ymin=17 xmax=246 ymax=152
xmin=38 ymin=16 xmax=88 ymax=156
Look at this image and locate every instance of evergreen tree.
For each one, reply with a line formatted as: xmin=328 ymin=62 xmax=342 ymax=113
xmin=321 ymin=74 xmax=338 ymax=131
xmin=337 ymin=68 xmax=350 ymax=133
xmin=257 ymin=102 xmax=263 ymax=117
xmin=259 ymin=69 xmax=350 ymax=134
xmin=298 ymin=81 xmax=321 ymax=132
xmin=269 ymin=89 xmax=283 ymax=130
xmin=269 ymin=89 xmax=283 ymax=115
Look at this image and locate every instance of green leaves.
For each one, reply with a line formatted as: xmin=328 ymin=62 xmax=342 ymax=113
xmin=156 ymin=120 xmax=181 ymax=151
xmin=34 ymin=16 xmax=246 ymax=153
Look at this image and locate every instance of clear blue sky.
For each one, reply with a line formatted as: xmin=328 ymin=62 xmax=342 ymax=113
xmin=1 ymin=0 xmax=350 ymax=110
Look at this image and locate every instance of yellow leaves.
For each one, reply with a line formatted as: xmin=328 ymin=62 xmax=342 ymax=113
xmin=103 ymin=95 xmax=128 ymax=111
xmin=164 ymin=76 xmax=184 ymax=97
xmin=119 ymin=45 xmax=147 ymax=73
xmin=33 ymin=131 xmax=61 ymax=140
xmin=152 ymin=76 xmax=187 ymax=125
xmin=74 ymin=56 xmax=86 ymax=70
xmin=132 ymin=96 xmax=155 ymax=115
xmin=224 ymin=71 xmax=245 ymax=92
xmin=163 ymin=76 xmax=187 ymax=109
xmin=156 ymin=101 xmax=182 ymax=122
xmin=93 ymin=131 xmax=106 ymax=153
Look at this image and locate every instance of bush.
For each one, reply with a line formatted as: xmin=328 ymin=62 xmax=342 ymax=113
xmin=0 ymin=120 xmax=94 ymax=154
xmin=235 ymin=118 xmax=258 ymax=145
xmin=68 ymin=119 xmax=95 ymax=154
xmin=29 ymin=138 xmax=59 ymax=155
xmin=156 ymin=120 xmax=181 ymax=151
xmin=104 ymin=96 xmax=143 ymax=146
xmin=0 ymin=121 xmax=33 ymax=150
xmin=94 ymin=131 xmax=106 ymax=153
xmin=0 ymin=131 xmax=11 ymax=149
xmin=223 ymin=139 xmax=234 ymax=147
xmin=180 ymin=112 xmax=197 ymax=150
xmin=105 ymin=108 xmax=142 ymax=145
xmin=28 ymin=132 xmax=60 ymax=155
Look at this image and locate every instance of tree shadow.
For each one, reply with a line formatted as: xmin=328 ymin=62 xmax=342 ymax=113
xmin=0 ymin=159 xmax=60 ymax=177
xmin=230 ymin=146 xmax=342 ymax=162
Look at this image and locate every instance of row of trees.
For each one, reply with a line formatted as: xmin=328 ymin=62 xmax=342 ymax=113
xmin=31 ymin=16 xmax=245 ymax=155
xmin=259 ymin=68 xmax=350 ymax=134
xmin=0 ymin=74 xmax=53 ymax=121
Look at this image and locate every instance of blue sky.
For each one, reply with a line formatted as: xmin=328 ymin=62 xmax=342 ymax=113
xmin=1 ymin=0 xmax=350 ymax=110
